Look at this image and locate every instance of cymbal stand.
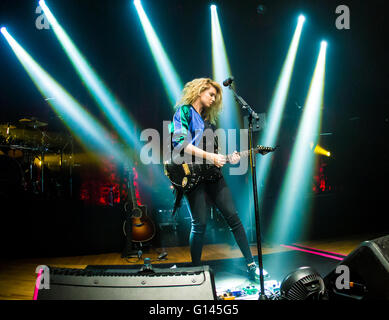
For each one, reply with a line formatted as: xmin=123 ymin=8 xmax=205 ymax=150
xmin=40 ymin=131 xmax=46 ymax=194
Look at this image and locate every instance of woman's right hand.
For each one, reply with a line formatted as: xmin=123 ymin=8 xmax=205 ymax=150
xmin=211 ymin=153 xmax=226 ymax=168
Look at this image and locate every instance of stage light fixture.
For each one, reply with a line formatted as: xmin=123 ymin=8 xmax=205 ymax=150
xmin=312 ymin=144 xmax=331 ymax=157
xmin=257 ymin=5 xmax=267 ymax=15
xmin=1 ymin=27 xmax=6 ymax=34
xmin=134 ymin=0 xmax=183 ymax=107
xmin=39 ymin=0 xmax=141 ymax=151
xmin=280 ymin=266 xmax=326 ymax=300
xmin=268 ymin=41 xmax=327 ymax=244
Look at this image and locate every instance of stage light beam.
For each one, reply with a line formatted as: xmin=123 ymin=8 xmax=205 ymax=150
xmin=211 ymin=4 xmax=241 ymax=130
xmin=211 ymin=4 xmax=253 ymax=240
xmin=269 ymin=41 xmax=327 ymax=244
xmin=1 ymin=28 xmax=127 ymax=164
xmin=255 ymin=15 xmax=305 ymax=206
xmin=133 ymin=0 xmax=183 ymax=107
xmin=40 ymin=0 xmax=172 ymax=195
xmin=39 ymin=0 xmax=141 ymax=151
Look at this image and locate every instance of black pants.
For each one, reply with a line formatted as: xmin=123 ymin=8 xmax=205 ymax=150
xmin=185 ymin=176 xmax=254 ymax=266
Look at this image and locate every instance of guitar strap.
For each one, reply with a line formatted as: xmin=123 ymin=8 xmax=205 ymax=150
xmin=172 ymin=187 xmax=184 ymax=216
xmin=169 ymin=124 xmax=185 ymax=216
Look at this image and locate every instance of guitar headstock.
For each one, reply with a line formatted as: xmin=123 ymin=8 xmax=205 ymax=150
xmin=254 ymin=145 xmax=277 ymax=155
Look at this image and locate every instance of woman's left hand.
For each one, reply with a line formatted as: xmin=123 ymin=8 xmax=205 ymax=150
xmin=229 ymin=151 xmax=240 ymax=164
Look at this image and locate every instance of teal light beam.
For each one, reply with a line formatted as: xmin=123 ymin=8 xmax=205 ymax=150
xmin=269 ymin=41 xmax=327 ymax=244
xmin=211 ymin=5 xmax=241 ymax=131
xmin=211 ymin=5 xmax=251 ymax=240
xmin=257 ymin=15 xmax=305 ymax=202
xmin=39 ymin=0 xmax=141 ymax=151
xmin=133 ymin=0 xmax=183 ymax=107
xmin=1 ymin=27 xmax=128 ymax=164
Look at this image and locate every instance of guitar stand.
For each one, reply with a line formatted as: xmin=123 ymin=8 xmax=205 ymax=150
xmin=121 ymin=249 xmax=139 ymax=258
xmin=121 ymin=236 xmax=152 ymax=258
xmin=132 ymin=241 xmax=152 ymax=253
xmin=121 ymin=237 xmax=139 ymax=258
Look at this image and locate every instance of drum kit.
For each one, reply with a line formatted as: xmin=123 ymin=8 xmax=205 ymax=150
xmin=0 ymin=116 xmax=74 ymax=197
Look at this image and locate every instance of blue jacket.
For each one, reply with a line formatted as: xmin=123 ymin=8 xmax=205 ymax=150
xmin=170 ymin=105 xmax=205 ymax=148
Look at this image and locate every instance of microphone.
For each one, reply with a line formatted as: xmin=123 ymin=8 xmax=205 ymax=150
xmin=223 ymin=77 xmax=234 ymax=87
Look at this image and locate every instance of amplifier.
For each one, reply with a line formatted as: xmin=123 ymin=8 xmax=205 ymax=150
xmin=156 ymin=208 xmax=179 ymax=229
xmin=35 ymin=265 xmax=217 ymax=300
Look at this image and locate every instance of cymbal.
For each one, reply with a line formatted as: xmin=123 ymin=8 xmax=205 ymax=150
xmin=0 ymin=124 xmax=16 ymax=129
xmin=19 ymin=117 xmax=48 ymax=128
xmin=19 ymin=118 xmax=32 ymax=123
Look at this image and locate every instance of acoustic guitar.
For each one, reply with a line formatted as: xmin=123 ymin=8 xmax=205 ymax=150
xmin=122 ymin=167 xmax=155 ymax=243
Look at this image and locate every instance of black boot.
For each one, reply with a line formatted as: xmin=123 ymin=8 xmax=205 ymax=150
xmin=247 ymin=263 xmax=269 ymax=282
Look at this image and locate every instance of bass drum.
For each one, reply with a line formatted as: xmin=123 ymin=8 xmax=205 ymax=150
xmin=0 ymin=155 xmax=25 ymax=197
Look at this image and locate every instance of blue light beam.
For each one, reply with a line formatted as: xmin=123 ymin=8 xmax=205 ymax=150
xmin=257 ymin=15 xmax=306 ymax=202
xmin=2 ymin=28 xmax=128 ymax=164
xmin=133 ymin=0 xmax=183 ymax=107
xmin=269 ymin=41 xmax=327 ymax=244
xmin=39 ymin=0 xmax=141 ymax=151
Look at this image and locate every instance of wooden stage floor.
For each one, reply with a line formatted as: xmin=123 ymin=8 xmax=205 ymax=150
xmin=0 ymin=233 xmax=379 ymax=300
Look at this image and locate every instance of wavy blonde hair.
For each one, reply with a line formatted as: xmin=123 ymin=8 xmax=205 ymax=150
xmin=175 ymin=78 xmax=223 ymax=124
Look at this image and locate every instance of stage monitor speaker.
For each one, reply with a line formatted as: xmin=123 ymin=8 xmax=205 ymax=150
xmin=324 ymin=235 xmax=389 ymax=300
xmin=34 ymin=265 xmax=217 ymax=300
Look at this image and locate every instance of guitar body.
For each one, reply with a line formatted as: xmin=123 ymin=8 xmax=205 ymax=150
xmin=164 ymin=145 xmax=277 ymax=193
xmin=130 ymin=205 xmax=155 ymax=243
xmin=164 ymin=163 xmax=221 ymax=193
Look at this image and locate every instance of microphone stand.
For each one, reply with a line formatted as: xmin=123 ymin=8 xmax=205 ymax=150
xmin=226 ymin=83 xmax=268 ymax=300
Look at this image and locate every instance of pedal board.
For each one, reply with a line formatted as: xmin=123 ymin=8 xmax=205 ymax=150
xmin=217 ymin=280 xmax=281 ymax=300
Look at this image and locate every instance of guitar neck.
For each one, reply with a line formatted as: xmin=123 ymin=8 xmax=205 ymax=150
xmin=237 ymin=149 xmax=251 ymax=159
xmin=128 ymin=169 xmax=139 ymax=209
xmin=226 ymin=149 xmax=253 ymax=162
xmin=225 ymin=146 xmax=274 ymax=162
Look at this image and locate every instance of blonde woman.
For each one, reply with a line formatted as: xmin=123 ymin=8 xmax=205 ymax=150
xmin=169 ymin=78 xmax=260 ymax=282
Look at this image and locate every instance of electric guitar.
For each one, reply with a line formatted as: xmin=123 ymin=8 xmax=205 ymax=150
xmin=164 ymin=145 xmax=277 ymax=193
xmin=123 ymin=167 xmax=155 ymax=243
